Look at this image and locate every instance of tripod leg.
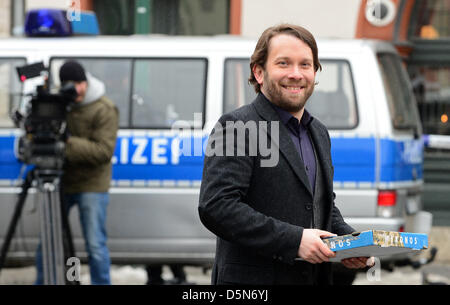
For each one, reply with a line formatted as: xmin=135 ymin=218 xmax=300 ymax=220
xmin=39 ymin=181 xmax=65 ymax=285
xmin=0 ymin=170 xmax=34 ymax=273
xmin=59 ymin=190 xmax=80 ymax=285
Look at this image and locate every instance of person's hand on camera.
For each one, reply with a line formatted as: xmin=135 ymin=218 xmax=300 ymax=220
xmin=298 ymin=229 xmax=336 ymax=264
xmin=62 ymin=129 xmax=71 ymax=143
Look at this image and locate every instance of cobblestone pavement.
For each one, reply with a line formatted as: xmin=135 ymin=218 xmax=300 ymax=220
xmin=0 ymin=262 xmax=449 ymax=285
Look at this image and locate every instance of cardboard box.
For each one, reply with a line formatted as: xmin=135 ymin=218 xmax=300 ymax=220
xmin=321 ymin=230 xmax=428 ymax=262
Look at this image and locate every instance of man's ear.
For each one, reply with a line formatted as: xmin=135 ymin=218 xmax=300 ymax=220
xmin=253 ymin=65 xmax=264 ymax=86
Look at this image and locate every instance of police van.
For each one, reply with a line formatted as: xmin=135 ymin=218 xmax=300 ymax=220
xmin=0 ymin=33 xmax=433 ymax=274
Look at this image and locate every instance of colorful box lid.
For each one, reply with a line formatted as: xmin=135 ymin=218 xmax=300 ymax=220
xmin=321 ymin=230 xmax=428 ymax=262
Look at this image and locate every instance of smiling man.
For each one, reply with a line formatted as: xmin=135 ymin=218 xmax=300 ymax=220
xmin=199 ymin=24 xmax=370 ymax=285
xmin=251 ymin=32 xmax=317 ymax=120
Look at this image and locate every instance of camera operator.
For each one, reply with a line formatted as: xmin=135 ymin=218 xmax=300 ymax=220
xmin=35 ymin=60 xmax=119 ymax=285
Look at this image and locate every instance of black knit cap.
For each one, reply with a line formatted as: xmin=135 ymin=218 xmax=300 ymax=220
xmin=59 ymin=60 xmax=87 ymax=83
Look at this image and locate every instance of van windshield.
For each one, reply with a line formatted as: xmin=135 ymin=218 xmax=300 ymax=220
xmin=377 ymin=53 xmax=421 ymax=132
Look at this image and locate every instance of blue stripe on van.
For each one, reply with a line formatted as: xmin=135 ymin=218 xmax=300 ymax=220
xmin=0 ymin=134 xmax=423 ymax=185
xmin=378 ymin=137 xmax=423 ymax=183
xmin=331 ymin=137 xmax=423 ymax=183
xmin=331 ymin=137 xmax=376 ymax=183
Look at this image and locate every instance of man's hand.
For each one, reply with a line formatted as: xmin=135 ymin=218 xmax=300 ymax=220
xmin=298 ymin=229 xmax=337 ymax=264
xmin=341 ymin=256 xmax=375 ymax=269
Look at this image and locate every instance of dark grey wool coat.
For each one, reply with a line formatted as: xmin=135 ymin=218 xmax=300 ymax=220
xmin=199 ymin=93 xmax=354 ymax=285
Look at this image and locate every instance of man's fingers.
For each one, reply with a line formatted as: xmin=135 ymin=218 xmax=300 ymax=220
xmin=319 ymin=243 xmax=335 ymax=260
xmin=316 ymin=230 xmax=337 ymax=238
xmin=356 ymin=257 xmax=369 ymax=268
xmin=366 ymin=257 xmax=376 ymax=267
xmin=307 ymin=258 xmax=318 ymax=264
xmin=341 ymin=258 xmax=358 ymax=269
xmin=342 ymin=257 xmax=369 ymax=269
xmin=314 ymin=248 xmax=330 ymax=263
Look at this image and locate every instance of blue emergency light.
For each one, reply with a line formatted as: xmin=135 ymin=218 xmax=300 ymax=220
xmin=24 ymin=9 xmax=100 ymax=37
xmin=25 ymin=9 xmax=72 ymax=36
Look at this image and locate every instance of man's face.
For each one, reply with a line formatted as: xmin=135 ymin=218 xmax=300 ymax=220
xmin=73 ymin=81 xmax=88 ymax=103
xmin=253 ymin=34 xmax=316 ymax=114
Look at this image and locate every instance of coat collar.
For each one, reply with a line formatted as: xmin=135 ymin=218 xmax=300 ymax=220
xmin=252 ymin=93 xmax=314 ymax=197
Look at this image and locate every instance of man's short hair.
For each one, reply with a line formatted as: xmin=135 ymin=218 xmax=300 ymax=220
xmin=248 ymin=24 xmax=322 ymax=93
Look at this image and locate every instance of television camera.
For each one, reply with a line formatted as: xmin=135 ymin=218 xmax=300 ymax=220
xmin=0 ymin=62 xmax=79 ymax=285
xmin=13 ymin=62 xmax=77 ymax=170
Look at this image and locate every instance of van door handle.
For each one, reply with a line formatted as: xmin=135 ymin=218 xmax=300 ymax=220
xmin=132 ymin=93 xmax=144 ymax=106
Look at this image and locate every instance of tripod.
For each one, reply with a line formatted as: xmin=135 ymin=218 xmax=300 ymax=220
xmin=0 ymin=168 xmax=79 ymax=285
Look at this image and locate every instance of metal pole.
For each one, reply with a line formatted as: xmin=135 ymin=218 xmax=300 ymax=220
xmin=38 ymin=176 xmax=65 ymax=285
xmin=135 ymin=0 xmax=151 ymax=34
xmin=39 ymin=185 xmax=51 ymax=284
xmin=50 ymin=181 xmax=65 ymax=284
xmin=10 ymin=0 xmax=25 ymax=36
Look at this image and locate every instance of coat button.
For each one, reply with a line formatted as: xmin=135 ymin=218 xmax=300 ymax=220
xmin=305 ymin=204 xmax=312 ymax=211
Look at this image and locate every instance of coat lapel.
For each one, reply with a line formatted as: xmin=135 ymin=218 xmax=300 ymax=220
xmin=253 ymin=94 xmax=314 ymax=197
xmin=309 ymin=121 xmax=333 ymax=191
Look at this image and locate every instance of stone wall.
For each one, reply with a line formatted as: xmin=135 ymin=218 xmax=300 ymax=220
xmin=0 ymin=0 xmax=11 ymax=37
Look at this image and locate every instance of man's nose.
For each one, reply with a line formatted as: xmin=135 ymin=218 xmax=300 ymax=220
xmin=287 ymin=65 xmax=304 ymax=79
xmin=75 ymin=84 xmax=83 ymax=94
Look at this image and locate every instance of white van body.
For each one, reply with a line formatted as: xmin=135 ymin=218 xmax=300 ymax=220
xmin=0 ymin=36 xmax=431 ymax=266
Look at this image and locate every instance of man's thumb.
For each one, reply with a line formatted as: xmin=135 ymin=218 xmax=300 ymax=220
xmin=317 ymin=230 xmax=337 ymax=238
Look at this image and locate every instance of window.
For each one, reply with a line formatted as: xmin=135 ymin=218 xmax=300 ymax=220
xmin=223 ymin=58 xmax=358 ymax=129
xmin=410 ymin=0 xmax=450 ymax=40
xmin=94 ymin=0 xmax=230 ymax=35
xmin=0 ymin=58 xmax=26 ymax=127
xmin=223 ymin=59 xmax=257 ymax=114
xmin=131 ymin=58 xmax=206 ymax=128
xmin=50 ymin=58 xmax=132 ymax=128
xmin=409 ymin=65 xmax=450 ymax=136
xmin=378 ymin=53 xmax=421 ymax=132
xmin=306 ymin=60 xmax=358 ymax=129
xmin=153 ymin=0 xmax=230 ymax=35
xmin=50 ymin=57 xmax=207 ymax=129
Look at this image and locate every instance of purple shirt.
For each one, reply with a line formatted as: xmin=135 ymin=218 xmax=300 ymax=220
xmin=270 ymin=100 xmax=316 ymax=193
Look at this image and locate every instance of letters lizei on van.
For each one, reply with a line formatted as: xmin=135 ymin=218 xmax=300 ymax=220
xmin=112 ymin=113 xmax=280 ymax=168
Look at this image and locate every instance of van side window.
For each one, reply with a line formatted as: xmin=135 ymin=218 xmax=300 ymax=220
xmin=377 ymin=53 xmax=420 ymax=131
xmin=223 ymin=58 xmax=358 ymax=129
xmin=307 ymin=60 xmax=358 ymax=129
xmin=131 ymin=58 xmax=206 ymax=129
xmin=223 ymin=59 xmax=257 ymax=114
xmin=0 ymin=58 xmax=26 ymax=127
xmin=50 ymin=58 xmax=132 ymax=128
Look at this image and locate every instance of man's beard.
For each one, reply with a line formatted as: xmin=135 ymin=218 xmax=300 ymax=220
xmin=263 ymin=70 xmax=315 ymax=113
